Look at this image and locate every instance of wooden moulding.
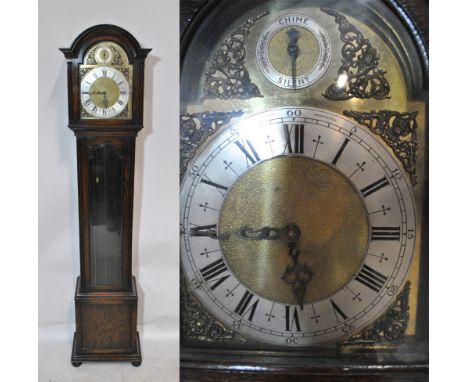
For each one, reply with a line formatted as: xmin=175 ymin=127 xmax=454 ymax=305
xmin=181 ymin=345 xmax=428 ymax=381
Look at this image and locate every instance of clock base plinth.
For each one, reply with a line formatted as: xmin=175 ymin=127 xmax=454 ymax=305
xmin=71 ymin=332 xmax=141 ymax=366
xmin=71 ymin=277 xmax=142 ymax=365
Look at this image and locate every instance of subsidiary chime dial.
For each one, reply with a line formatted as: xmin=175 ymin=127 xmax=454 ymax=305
xmin=256 ymin=14 xmax=331 ymax=89
xmin=181 ymin=0 xmax=427 ymax=347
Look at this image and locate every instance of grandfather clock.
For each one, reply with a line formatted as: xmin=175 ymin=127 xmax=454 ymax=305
xmin=60 ymin=25 xmax=150 ymax=367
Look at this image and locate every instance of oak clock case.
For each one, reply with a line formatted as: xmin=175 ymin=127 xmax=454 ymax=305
xmin=60 ymin=25 xmax=150 ymax=366
xmin=180 ymin=0 xmax=428 ymax=380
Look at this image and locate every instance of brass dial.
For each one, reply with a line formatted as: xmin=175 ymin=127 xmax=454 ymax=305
xmin=219 ymin=155 xmax=369 ymax=305
xmin=180 ymin=107 xmax=416 ymax=346
xmin=80 ymin=66 xmax=129 ymax=118
xmin=79 ymin=41 xmax=132 ymax=119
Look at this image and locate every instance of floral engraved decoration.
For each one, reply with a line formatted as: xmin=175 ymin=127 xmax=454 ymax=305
xmin=181 ymin=273 xmax=247 ymax=344
xmin=340 ymin=282 xmax=411 ymax=346
xmin=203 ymin=12 xmax=268 ymax=99
xmin=180 ymin=111 xmax=244 ymax=178
xmin=344 ymin=110 xmax=418 ymax=185
xmin=321 ymin=8 xmax=390 ymax=100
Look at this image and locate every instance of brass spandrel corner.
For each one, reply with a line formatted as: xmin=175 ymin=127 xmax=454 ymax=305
xmin=109 ymin=45 xmax=124 ymax=65
xmin=118 ymin=105 xmax=129 ymax=119
xmin=343 ymin=110 xmax=418 ymax=186
xmin=321 ymin=8 xmax=390 ymax=100
xmin=81 ymin=109 xmax=94 ymax=119
xmin=180 ymin=111 xmax=244 ymax=179
xmin=85 ymin=47 xmax=98 ymax=65
xmin=339 ymin=281 xmax=411 ymax=348
xmin=119 ymin=67 xmax=130 ymax=81
xmin=181 ymin=273 xmax=248 ymax=344
xmin=203 ymin=12 xmax=268 ymax=100
xmin=79 ymin=67 xmax=92 ymax=77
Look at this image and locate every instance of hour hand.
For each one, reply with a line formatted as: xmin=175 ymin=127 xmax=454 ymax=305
xmin=102 ymin=91 xmax=109 ymax=108
xmin=281 ymin=224 xmax=312 ymax=309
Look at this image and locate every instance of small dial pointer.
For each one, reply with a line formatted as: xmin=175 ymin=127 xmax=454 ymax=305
xmin=286 ymin=28 xmax=300 ymax=89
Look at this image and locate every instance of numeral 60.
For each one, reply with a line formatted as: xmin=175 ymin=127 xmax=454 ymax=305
xmin=286 ymin=109 xmax=301 ymax=117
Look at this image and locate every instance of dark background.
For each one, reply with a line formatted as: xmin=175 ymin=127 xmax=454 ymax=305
xmin=180 ymin=0 xmax=428 ymax=45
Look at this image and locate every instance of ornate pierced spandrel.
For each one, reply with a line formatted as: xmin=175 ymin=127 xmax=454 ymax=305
xmin=181 ymin=272 xmax=247 ymax=344
xmin=321 ymin=8 xmax=390 ymax=100
xmin=339 ymin=281 xmax=411 ymax=348
xmin=344 ymin=110 xmax=418 ymax=185
xmin=203 ymin=12 xmax=268 ymax=100
xmin=180 ymin=111 xmax=244 ymax=178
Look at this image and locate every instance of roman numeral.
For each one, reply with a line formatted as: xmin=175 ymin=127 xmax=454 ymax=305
xmin=371 ymin=226 xmax=400 ymax=241
xmin=355 ymin=264 xmax=388 ymax=293
xmin=102 ymin=69 xmax=107 ymax=77
xmin=92 ymin=105 xmax=97 ymax=112
xmin=331 ymin=299 xmax=348 ymax=322
xmin=285 ymin=305 xmax=301 ymax=332
xmin=331 ymin=138 xmax=350 ymax=165
xmin=360 ymin=176 xmax=390 ymax=198
xmin=117 ymin=99 xmax=124 ymax=105
xmin=200 ymin=258 xmax=231 ymax=290
xmin=235 ymin=140 xmax=260 ymax=165
xmin=190 ymin=224 xmax=217 ymax=238
xmin=84 ymin=99 xmax=91 ymax=106
xmin=200 ymin=178 xmax=228 ymax=191
xmin=234 ymin=291 xmax=259 ymax=321
xmin=283 ymin=124 xmax=304 ymax=154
